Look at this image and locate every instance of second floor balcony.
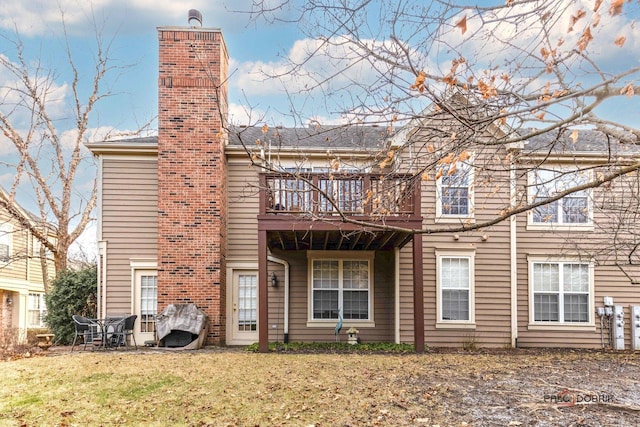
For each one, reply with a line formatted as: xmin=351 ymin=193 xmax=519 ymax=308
xmin=258 ymin=172 xmax=422 ymax=226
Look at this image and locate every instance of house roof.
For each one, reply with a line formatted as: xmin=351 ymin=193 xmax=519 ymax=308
xmin=88 ymin=126 xmax=639 ymax=158
xmin=228 ymin=125 xmax=391 ymax=151
xmin=523 ymin=129 xmax=640 ymax=156
xmin=0 ymin=185 xmax=56 ymax=233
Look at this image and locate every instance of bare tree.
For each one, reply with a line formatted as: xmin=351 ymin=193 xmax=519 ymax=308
xmin=229 ymin=0 xmax=640 ymax=273
xmin=0 ymin=12 xmax=146 ymax=279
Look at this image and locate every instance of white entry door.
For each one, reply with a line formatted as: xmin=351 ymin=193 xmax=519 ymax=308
xmin=230 ymin=270 xmax=259 ymax=344
xmin=133 ymin=270 xmax=158 ymax=345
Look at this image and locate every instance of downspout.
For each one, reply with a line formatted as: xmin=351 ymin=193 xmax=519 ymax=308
xmin=96 ymin=156 xmax=106 ymax=320
xmin=98 ymin=241 xmax=107 ymax=319
xmin=395 ymin=247 xmax=400 ymax=344
xmin=509 ymin=149 xmax=518 ymax=348
xmin=268 ymin=255 xmax=290 ymax=342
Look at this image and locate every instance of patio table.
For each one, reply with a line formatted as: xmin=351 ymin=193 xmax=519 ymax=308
xmin=94 ymin=317 xmax=126 ymax=349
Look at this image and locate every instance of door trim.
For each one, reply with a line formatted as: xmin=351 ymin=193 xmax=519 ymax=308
xmin=226 ymin=263 xmax=259 ymax=345
xmin=130 ymin=259 xmax=157 ymax=345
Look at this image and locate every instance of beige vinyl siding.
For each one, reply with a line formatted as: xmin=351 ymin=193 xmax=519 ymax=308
xmin=0 ymin=214 xmax=29 ymax=282
xmin=515 ymin=164 xmax=640 ymax=348
xmin=26 ymin=250 xmax=54 ymax=288
xmin=267 ymin=261 xmax=286 ymax=342
xmin=406 ymin=136 xmax=513 ymax=348
xmin=227 ymin=159 xmax=260 ymax=261
xmin=267 ymin=249 xmax=396 ymax=343
xmin=102 ymin=157 xmax=158 ymax=316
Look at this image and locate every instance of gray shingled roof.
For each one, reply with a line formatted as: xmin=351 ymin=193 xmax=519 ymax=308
xmin=523 ymin=129 xmax=640 ymax=155
xmin=97 ymin=127 xmax=639 ymax=157
xmin=228 ymin=125 xmax=391 ymax=151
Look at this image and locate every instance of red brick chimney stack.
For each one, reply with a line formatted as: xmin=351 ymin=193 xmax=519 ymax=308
xmin=157 ymin=13 xmax=228 ymax=344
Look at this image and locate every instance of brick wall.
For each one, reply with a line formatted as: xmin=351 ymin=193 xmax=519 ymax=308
xmin=157 ymin=27 xmax=229 ymax=345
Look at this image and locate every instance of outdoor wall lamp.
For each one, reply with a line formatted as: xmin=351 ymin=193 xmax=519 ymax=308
xmin=271 ymin=272 xmax=278 ymax=287
xmin=6 ymin=296 xmax=12 ymax=306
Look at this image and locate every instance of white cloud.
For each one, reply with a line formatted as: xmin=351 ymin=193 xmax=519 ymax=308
xmin=228 ymin=102 xmax=267 ymax=126
xmin=231 ymin=35 xmax=390 ymax=98
xmin=0 ymin=0 xmax=254 ymax=37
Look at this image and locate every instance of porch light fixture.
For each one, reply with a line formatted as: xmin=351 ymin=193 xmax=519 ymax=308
xmin=5 ymin=296 xmax=12 ymax=306
xmin=271 ymin=272 xmax=278 ymax=287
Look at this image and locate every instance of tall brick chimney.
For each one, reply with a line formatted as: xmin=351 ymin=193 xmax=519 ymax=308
xmin=157 ymin=14 xmax=228 ymax=344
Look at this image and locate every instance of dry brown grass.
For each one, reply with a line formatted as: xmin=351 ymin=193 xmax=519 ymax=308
xmin=1 ymin=348 xmax=639 ymax=426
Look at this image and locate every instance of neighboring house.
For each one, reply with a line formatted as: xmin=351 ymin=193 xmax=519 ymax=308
xmin=0 ymin=186 xmax=56 ymax=343
xmin=87 ymin=18 xmax=640 ymax=350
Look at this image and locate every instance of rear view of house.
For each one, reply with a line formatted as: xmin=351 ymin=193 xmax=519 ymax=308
xmin=88 ymin=13 xmax=640 ymax=351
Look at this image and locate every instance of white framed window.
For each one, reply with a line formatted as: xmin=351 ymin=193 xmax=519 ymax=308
xmin=528 ymin=169 xmax=592 ymax=228
xmin=139 ymin=274 xmax=158 ymax=333
xmin=436 ymin=250 xmax=475 ymax=328
xmin=28 ymin=292 xmax=47 ymax=328
xmin=528 ymin=257 xmax=594 ymax=328
xmin=0 ymin=223 xmax=12 ymax=261
xmin=436 ymin=160 xmax=474 ymax=221
xmin=307 ymin=251 xmax=374 ymax=326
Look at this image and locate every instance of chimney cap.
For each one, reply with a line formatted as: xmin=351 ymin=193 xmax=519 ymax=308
xmin=188 ymin=9 xmax=203 ymax=27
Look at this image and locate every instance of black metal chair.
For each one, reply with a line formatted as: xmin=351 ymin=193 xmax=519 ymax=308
xmin=109 ymin=315 xmax=138 ymax=349
xmin=71 ymin=315 xmax=101 ymax=351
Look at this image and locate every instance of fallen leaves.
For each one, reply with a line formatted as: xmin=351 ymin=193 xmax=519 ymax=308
xmin=3 ymin=350 xmax=640 ymax=426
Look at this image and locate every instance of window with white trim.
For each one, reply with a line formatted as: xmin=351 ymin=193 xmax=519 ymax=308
xmin=28 ymin=292 xmax=47 ymax=328
xmin=437 ymin=251 xmax=475 ymax=324
xmin=437 ymin=161 xmax=474 ymax=218
xmin=140 ymin=274 xmax=158 ymax=333
xmin=310 ymin=258 xmax=371 ymax=321
xmin=531 ymin=261 xmax=590 ymax=323
xmin=530 ymin=169 xmax=591 ymax=225
xmin=0 ymin=223 xmax=12 ymax=261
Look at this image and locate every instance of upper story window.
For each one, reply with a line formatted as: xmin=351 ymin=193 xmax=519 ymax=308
xmin=529 ymin=169 xmax=591 ymax=227
xmin=436 ymin=160 xmax=474 ymax=221
xmin=0 ymin=223 xmax=12 ymax=261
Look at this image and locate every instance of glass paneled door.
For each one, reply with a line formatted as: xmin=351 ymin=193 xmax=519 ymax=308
xmin=231 ymin=270 xmax=259 ymax=344
xmin=133 ymin=270 xmax=157 ymax=345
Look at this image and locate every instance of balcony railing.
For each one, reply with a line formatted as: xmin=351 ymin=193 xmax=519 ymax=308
xmin=259 ymin=173 xmax=420 ymax=218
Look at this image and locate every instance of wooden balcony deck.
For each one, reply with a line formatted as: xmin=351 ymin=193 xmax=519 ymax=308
xmin=258 ymin=172 xmax=423 ymax=251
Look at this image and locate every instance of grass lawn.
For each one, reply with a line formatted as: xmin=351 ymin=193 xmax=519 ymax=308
xmin=1 ymin=348 xmax=639 ymax=426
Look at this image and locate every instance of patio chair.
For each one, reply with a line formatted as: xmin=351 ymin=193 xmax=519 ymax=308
xmin=71 ymin=315 xmax=101 ymax=351
xmin=109 ymin=315 xmax=138 ymax=349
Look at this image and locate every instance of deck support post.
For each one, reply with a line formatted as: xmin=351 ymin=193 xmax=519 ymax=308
xmin=413 ymin=234 xmax=425 ymax=352
xmin=258 ymin=229 xmax=269 ymax=352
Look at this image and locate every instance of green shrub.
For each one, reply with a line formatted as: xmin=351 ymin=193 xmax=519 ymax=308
xmin=44 ymin=266 xmax=97 ymax=345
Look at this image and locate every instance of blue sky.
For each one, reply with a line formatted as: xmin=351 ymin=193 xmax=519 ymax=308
xmin=0 ymin=0 xmax=639 ymax=257
xmin=0 ymin=1 xmax=303 ymax=135
xmin=1 ymin=1 xmax=638 ymax=142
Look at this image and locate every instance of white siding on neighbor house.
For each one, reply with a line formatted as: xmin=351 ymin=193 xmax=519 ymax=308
xmin=101 ymin=156 xmax=158 ymax=316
